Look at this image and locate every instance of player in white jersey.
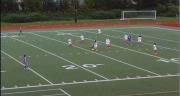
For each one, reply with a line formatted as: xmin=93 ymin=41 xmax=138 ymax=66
xmin=68 ymin=39 xmax=72 ymax=47
xmin=98 ymin=29 xmax=102 ymax=34
xmin=124 ymin=34 xmax=128 ymax=41
xmin=80 ymin=35 xmax=85 ymax=43
xmin=137 ymin=35 xmax=142 ymax=47
xmin=123 ymin=34 xmax=128 ymax=44
xmin=18 ymin=26 xmax=23 ymax=36
xmin=91 ymin=40 xmax=98 ymax=51
xmin=153 ymin=43 xmax=158 ymax=55
xmin=105 ymin=38 xmax=110 ymax=48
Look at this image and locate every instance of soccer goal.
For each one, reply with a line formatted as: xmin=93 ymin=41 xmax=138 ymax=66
xmin=121 ymin=10 xmax=157 ymax=20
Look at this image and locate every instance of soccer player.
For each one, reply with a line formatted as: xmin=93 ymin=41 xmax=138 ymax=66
xmin=91 ymin=40 xmax=98 ymax=51
xmin=123 ymin=33 xmax=128 ymax=44
xmin=153 ymin=43 xmax=158 ymax=55
xmin=97 ymin=29 xmax=102 ymax=34
xmin=80 ymin=35 xmax=85 ymax=43
xmin=21 ymin=54 xmax=29 ymax=70
xmin=68 ymin=38 xmax=72 ymax=47
xmin=127 ymin=33 xmax=132 ymax=45
xmin=18 ymin=26 xmax=23 ymax=36
xmin=137 ymin=35 xmax=142 ymax=47
xmin=105 ymin=38 xmax=110 ymax=48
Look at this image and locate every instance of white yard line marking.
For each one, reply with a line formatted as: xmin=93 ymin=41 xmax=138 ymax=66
xmin=153 ymin=27 xmax=180 ymax=32
xmin=58 ymin=89 xmax=71 ymax=96
xmin=118 ymin=90 xmax=179 ymax=96
xmin=86 ymin=30 xmax=179 ymax=52
xmin=42 ymin=93 xmax=66 ymax=96
xmin=1 ymin=74 xmax=179 ymax=90
xmin=29 ymin=33 xmax=160 ymax=76
xmin=1 ymin=51 xmax=53 ymax=84
xmin=1 ymin=51 xmax=71 ymax=96
xmin=9 ymin=37 xmax=108 ymax=80
xmin=2 ymin=88 xmax=60 ymax=95
xmin=71 ymin=34 xmax=180 ymax=65
xmin=1 ymin=70 xmax=6 ymax=73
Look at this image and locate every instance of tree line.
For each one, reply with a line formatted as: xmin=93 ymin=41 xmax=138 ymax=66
xmin=1 ymin=0 xmax=178 ymax=13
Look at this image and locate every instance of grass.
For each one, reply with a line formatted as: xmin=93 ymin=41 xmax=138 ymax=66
xmin=1 ymin=25 xmax=180 ymax=96
xmin=1 ymin=17 xmax=178 ymax=26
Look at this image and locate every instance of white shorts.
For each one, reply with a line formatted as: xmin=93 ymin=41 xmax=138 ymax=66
xmin=138 ymin=40 xmax=142 ymax=42
xmin=68 ymin=42 xmax=72 ymax=45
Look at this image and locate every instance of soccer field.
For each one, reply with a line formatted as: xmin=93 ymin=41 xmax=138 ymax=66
xmin=1 ymin=25 xmax=180 ymax=96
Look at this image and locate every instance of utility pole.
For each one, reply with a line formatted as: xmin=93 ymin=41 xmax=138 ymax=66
xmin=74 ymin=0 xmax=78 ymax=23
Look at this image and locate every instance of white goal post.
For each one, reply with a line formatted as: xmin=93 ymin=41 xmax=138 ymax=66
xmin=121 ymin=10 xmax=157 ymax=20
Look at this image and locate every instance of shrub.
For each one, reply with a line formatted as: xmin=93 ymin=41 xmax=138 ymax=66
xmin=2 ymin=13 xmax=49 ymax=23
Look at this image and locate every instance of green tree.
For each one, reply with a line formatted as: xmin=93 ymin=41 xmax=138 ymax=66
xmin=23 ymin=0 xmax=43 ymax=12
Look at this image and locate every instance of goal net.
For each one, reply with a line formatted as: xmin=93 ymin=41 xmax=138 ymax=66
xmin=121 ymin=10 xmax=157 ymax=20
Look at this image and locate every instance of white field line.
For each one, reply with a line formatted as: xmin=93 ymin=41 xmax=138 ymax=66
xmin=32 ymin=26 xmax=178 ymax=43
xmin=2 ymin=88 xmax=60 ymax=95
xmin=58 ymin=89 xmax=71 ymax=96
xmin=1 ymin=51 xmax=71 ymax=96
xmin=118 ymin=90 xmax=179 ymax=96
xmin=1 ymin=51 xmax=53 ymax=84
xmin=29 ymin=32 xmax=160 ymax=76
xmin=111 ymin=29 xmax=178 ymax=43
xmin=2 ymin=26 xmax=179 ymax=43
xmin=9 ymin=37 xmax=108 ymax=80
xmin=2 ymin=26 xmax=179 ymax=33
xmin=1 ymin=74 xmax=179 ymax=90
xmin=1 ymin=71 xmax=6 ymax=73
xmin=71 ymin=34 xmax=180 ymax=65
xmin=85 ymin=30 xmax=179 ymax=52
xmin=42 ymin=93 xmax=66 ymax=96
xmin=153 ymin=27 xmax=180 ymax=32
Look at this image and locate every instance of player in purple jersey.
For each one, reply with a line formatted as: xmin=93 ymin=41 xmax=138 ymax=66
xmin=127 ymin=33 xmax=132 ymax=45
xmin=21 ymin=54 xmax=29 ymax=70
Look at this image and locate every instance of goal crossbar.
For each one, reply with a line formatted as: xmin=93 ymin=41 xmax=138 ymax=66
xmin=121 ymin=10 xmax=157 ymax=20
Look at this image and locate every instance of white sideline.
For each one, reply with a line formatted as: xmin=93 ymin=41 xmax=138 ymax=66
xmin=2 ymin=88 xmax=60 ymax=95
xmin=1 ymin=71 xmax=6 ymax=73
xmin=1 ymin=74 xmax=179 ymax=90
xmin=1 ymin=51 xmax=71 ymax=96
xmin=8 ymin=26 xmax=177 ymax=47
xmin=153 ymin=27 xmax=180 ymax=32
xmin=29 ymin=32 xmax=160 ymax=76
xmin=118 ymin=90 xmax=179 ymax=96
xmin=2 ymin=26 xmax=180 ymax=34
xmin=71 ymin=34 xmax=180 ymax=65
xmin=85 ymin=30 xmax=179 ymax=52
xmin=9 ymin=37 xmax=108 ymax=80
xmin=2 ymin=26 xmax=179 ymax=44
